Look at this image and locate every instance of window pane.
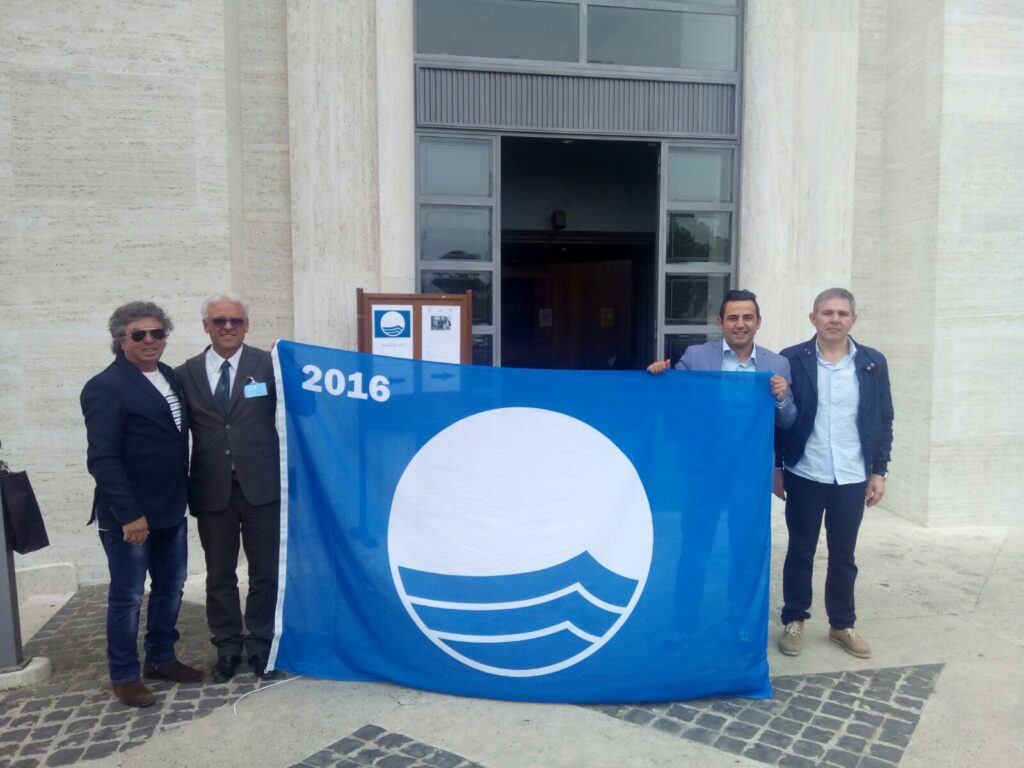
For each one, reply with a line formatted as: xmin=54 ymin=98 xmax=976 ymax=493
xmin=667 ymin=147 xmax=733 ymax=203
xmin=473 ymin=334 xmax=494 ymax=366
xmin=419 ymin=137 xmax=492 ymax=197
xmin=680 ymin=13 xmax=736 ymax=70
xmin=421 ymin=205 xmax=492 ymax=261
xmin=421 ymin=270 xmax=493 ymax=325
xmin=588 ymin=7 xmax=736 ymax=71
xmin=665 ymin=333 xmax=721 ymax=363
xmin=665 ymin=273 xmax=730 ymax=324
xmin=667 ymin=212 xmax=731 ymax=264
xmin=588 ymin=6 xmax=680 ymax=68
xmin=416 ymin=0 xmax=578 ymax=62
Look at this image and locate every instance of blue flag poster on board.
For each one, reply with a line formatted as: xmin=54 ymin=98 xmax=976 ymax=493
xmin=269 ymin=340 xmax=774 ymax=703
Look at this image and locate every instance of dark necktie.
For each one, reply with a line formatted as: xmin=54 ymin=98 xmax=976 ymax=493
xmin=214 ymin=360 xmax=231 ymax=413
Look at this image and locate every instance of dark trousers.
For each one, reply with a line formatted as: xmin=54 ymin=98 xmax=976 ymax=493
xmin=99 ymin=518 xmax=187 ymax=683
xmin=781 ymin=471 xmax=866 ymax=629
xmin=197 ymin=480 xmax=280 ymax=659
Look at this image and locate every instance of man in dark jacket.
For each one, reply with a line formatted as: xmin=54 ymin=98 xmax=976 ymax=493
xmin=81 ymin=301 xmax=204 ymax=708
xmin=175 ymin=293 xmax=280 ymax=682
xmin=774 ymin=288 xmax=894 ymax=659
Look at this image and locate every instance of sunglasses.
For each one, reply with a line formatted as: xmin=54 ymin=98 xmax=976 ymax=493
xmin=208 ymin=317 xmax=246 ymax=328
xmin=128 ymin=328 xmax=167 ymax=342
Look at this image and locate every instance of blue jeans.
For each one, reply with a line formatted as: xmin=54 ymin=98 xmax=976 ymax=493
xmin=99 ymin=518 xmax=188 ymax=683
xmin=780 ymin=471 xmax=866 ymax=630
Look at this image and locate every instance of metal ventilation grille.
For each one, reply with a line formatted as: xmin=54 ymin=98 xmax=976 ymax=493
xmin=416 ymin=66 xmax=736 ymax=138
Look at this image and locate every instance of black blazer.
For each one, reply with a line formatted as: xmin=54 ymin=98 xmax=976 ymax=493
xmin=175 ymin=344 xmax=280 ymax=513
xmin=775 ymin=336 xmax=894 ymax=478
xmin=80 ymin=354 xmax=190 ymax=530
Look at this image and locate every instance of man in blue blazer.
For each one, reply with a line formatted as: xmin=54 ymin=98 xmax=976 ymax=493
xmin=648 ymin=289 xmax=796 ymax=643
xmin=648 ymin=288 xmax=797 ymax=430
xmin=774 ymin=288 xmax=894 ymax=659
xmin=81 ymin=301 xmax=203 ymax=707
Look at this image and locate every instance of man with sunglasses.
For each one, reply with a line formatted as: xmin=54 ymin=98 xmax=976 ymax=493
xmin=175 ymin=293 xmax=281 ymax=682
xmin=81 ymin=302 xmax=204 ymax=708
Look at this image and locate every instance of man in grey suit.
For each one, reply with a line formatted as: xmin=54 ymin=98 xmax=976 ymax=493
xmin=175 ymin=293 xmax=281 ymax=682
xmin=648 ymin=288 xmax=797 ymax=430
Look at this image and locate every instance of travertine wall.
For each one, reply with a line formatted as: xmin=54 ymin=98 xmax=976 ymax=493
xmin=925 ymin=1 xmax=1023 ymax=524
xmin=854 ymin=0 xmax=945 ymax=525
xmin=0 ymin=0 xmax=293 ymax=582
xmin=234 ymin=0 xmax=294 ymax=348
xmin=854 ymin=0 xmax=1024 ymax=525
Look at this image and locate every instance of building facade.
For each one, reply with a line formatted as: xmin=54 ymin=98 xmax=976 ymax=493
xmin=1 ymin=0 xmax=1021 ymax=584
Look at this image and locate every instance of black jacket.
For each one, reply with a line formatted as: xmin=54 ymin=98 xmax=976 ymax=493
xmin=775 ymin=337 xmax=894 ymax=478
xmin=80 ymin=354 xmax=190 ymax=530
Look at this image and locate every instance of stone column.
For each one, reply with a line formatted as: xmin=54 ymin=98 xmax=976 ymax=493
xmin=286 ymin=0 xmax=415 ymax=349
xmin=739 ymin=0 xmax=861 ymax=350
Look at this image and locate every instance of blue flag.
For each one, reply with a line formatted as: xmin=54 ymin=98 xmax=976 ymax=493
xmin=269 ymin=340 xmax=774 ymax=703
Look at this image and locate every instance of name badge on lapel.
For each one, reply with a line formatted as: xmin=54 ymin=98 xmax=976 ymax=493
xmin=244 ymin=379 xmax=269 ymax=398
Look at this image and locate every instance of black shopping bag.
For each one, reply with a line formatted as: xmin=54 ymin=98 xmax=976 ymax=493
xmin=0 ymin=471 xmax=50 ymax=554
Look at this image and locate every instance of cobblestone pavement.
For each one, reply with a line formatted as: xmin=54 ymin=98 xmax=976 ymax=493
xmin=2 ymin=586 xmax=942 ymax=768
xmin=0 ymin=585 xmax=284 ymax=768
xmin=592 ymin=664 xmax=942 ymax=768
xmin=291 ymin=724 xmax=489 ymax=768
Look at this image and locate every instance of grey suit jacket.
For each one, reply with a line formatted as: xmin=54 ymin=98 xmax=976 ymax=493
xmin=175 ymin=344 xmax=280 ymax=512
xmin=674 ymin=340 xmax=797 ymax=429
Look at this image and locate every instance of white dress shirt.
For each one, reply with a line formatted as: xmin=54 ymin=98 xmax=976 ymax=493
xmin=205 ymin=346 xmax=244 ymax=399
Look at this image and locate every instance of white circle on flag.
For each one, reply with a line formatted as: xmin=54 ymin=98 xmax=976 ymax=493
xmin=388 ymin=407 xmax=653 ymax=677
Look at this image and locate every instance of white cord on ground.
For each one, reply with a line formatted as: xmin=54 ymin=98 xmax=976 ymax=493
xmin=231 ymin=675 xmax=303 ymax=715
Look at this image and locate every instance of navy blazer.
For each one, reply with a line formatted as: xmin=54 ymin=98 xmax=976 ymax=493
xmin=674 ymin=340 xmax=798 ymax=429
xmin=80 ymin=354 xmax=190 ymax=530
xmin=775 ymin=336 xmax=894 ymax=477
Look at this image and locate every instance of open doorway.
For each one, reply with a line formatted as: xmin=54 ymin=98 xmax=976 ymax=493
xmin=500 ymin=137 xmax=659 ymax=370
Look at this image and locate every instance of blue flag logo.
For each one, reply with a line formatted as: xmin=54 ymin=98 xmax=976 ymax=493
xmin=388 ymin=406 xmax=652 ymax=677
xmin=375 ymin=309 xmax=410 ymax=338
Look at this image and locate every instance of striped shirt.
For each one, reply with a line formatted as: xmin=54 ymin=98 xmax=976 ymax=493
xmin=142 ymin=369 xmax=183 ymax=431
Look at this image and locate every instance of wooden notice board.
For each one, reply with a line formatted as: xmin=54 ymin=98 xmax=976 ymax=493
xmin=356 ymin=289 xmax=473 ymax=364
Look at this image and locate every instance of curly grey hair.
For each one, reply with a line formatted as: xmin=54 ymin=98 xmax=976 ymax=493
xmin=108 ymin=301 xmax=174 ymax=355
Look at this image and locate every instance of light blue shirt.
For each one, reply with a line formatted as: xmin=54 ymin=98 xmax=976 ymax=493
xmin=721 ymin=340 xmax=758 ymax=373
xmin=720 ymin=340 xmax=790 ymax=411
xmin=788 ymin=339 xmax=867 ymax=485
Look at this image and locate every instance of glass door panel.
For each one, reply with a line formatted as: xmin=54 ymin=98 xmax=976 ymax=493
xmin=417 ymin=133 xmax=500 ymax=363
xmin=658 ymin=142 xmax=738 ymax=361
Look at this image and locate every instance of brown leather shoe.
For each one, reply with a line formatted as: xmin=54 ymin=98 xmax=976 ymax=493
xmin=142 ymin=660 xmax=204 ymax=683
xmin=112 ymin=679 xmax=156 ymax=707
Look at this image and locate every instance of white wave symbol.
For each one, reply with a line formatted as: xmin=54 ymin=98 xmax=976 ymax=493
xmin=408 ymin=583 xmax=625 ymax=645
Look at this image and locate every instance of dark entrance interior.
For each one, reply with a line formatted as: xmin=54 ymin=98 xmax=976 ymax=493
xmin=500 ymin=137 xmax=659 ymax=370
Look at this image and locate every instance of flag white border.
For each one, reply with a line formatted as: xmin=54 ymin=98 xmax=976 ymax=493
xmin=267 ymin=341 xmax=290 ymax=670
